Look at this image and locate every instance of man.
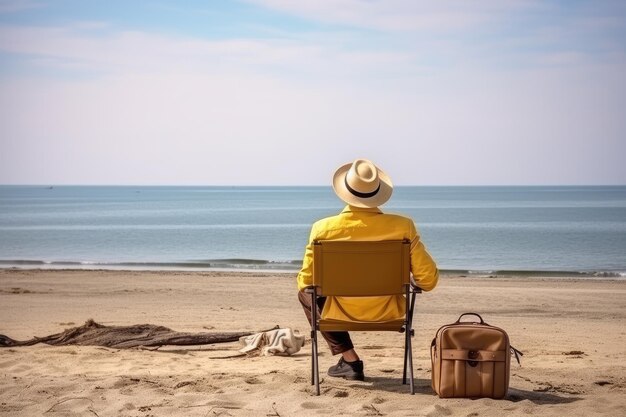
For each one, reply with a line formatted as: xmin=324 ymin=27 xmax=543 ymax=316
xmin=297 ymin=159 xmax=439 ymax=381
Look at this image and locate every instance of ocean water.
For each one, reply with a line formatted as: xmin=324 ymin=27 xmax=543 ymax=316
xmin=0 ymin=185 xmax=625 ymax=276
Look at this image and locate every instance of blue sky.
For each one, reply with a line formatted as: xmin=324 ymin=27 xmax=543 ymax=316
xmin=0 ymin=0 xmax=625 ymax=185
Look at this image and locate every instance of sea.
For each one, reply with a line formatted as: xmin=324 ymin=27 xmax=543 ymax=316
xmin=0 ymin=185 xmax=625 ymax=277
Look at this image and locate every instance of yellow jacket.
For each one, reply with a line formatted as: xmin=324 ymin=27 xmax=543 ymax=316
xmin=297 ymin=205 xmax=439 ymax=322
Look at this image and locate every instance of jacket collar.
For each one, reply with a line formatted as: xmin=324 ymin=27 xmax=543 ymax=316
xmin=341 ymin=205 xmax=383 ymax=214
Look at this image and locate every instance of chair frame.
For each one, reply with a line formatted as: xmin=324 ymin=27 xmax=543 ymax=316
xmin=304 ymin=239 xmax=422 ymax=395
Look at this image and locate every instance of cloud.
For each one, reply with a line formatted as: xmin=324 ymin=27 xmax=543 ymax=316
xmin=1 ymin=0 xmax=624 ymax=80
xmin=0 ymin=0 xmax=42 ymax=13
xmin=0 ymin=23 xmax=422 ymax=81
xmin=245 ymin=0 xmax=626 ymax=71
xmin=245 ymin=0 xmax=544 ymax=32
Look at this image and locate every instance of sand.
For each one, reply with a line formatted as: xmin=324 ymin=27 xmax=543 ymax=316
xmin=0 ymin=269 xmax=625 ymax=416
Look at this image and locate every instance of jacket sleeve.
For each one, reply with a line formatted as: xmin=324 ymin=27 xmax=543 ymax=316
xmin=408 ymin=220 xmax=439 ymax=291
xmin=296 ymin=223 xmax=318 ymax=291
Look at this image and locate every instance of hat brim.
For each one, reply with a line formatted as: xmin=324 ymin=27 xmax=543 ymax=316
xmin=332 ymin=162 xmax=393 ymax=208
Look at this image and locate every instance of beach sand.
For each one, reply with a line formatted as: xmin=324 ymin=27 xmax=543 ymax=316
xmin=1 ymin=269 xmax=625 ymax=416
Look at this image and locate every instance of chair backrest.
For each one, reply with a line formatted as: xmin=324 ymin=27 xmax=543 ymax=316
xmin=312 ymin=240 xmax=410 ymax=297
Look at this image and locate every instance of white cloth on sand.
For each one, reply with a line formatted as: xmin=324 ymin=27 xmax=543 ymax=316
xmin=239 ymin=328 xmax=305 ymax=356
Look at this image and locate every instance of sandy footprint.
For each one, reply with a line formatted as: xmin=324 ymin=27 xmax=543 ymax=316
xmin=423 ymin=404 xmax=453 ymax=417
xmin=244 ymin=376 xmax=264 ymax=385
xmin=5 ymin=363 xmax=33 ymax=374
xmin=173 ymin=380 xmax=196 ymax=389
xmin=45 ymin=397 xmax=95 ymax=414
xmin=361 ymin=403 xmax=385 ymax=416
xmin=301 ymin=401 xmax=324 ymax=409
xmin=204 ymin=399 xmax=245 ymax=410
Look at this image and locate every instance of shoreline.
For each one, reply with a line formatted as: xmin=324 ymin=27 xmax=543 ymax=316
xmin=1 ymin=263 xmax=625 ymax=279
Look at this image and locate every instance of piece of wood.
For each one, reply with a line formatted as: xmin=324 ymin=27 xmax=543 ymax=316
xmin=0 ymin=319 xmax=278 ymax=349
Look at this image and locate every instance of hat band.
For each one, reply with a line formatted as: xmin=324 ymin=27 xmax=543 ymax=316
xmin=344 ymin=176 xmax=380 ymax=199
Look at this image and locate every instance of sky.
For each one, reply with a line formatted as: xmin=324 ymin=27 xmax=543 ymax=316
xmin=0 ymin=0 xmax=625 ymax=185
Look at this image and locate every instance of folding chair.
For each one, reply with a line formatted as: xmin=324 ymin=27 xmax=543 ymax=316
xmin=304 ymin=239 xmax=421 ymax=395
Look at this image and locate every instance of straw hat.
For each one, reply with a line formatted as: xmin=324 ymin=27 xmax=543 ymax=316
xmin=332 ymin=159 xmax=393 ymax=208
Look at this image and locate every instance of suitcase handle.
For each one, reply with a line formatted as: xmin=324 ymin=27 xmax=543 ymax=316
xmin=455 ymin=312 xmax=485 ymax=324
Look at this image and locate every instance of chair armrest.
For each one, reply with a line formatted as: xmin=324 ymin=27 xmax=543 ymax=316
xmin=303 ymin=286 xmax=317 ymax=294
xmin=409 ymin=278 xmax=423 ymax=293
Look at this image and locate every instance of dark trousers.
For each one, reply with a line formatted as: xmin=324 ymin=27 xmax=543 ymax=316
xmin=297 ymin=291 xmax=354 ymax=355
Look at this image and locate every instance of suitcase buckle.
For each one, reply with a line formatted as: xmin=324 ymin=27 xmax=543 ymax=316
xmin=468 ymin=350 xmax=479 ymax=367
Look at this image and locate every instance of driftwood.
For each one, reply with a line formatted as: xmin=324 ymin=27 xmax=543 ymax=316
xmin=0 ymin=319 xmax=278 ymax=349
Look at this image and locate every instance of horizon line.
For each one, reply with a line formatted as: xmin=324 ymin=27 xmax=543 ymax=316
xmin=1 ymin=183 xmax=625 ymax=187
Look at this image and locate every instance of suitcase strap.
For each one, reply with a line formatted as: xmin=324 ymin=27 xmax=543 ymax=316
xmin=431 ymin=341 xmax=524 ymax=366
xmin=441 ymin=349 xmax=506 ymax=362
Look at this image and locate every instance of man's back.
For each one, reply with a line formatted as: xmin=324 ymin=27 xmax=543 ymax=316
xmin=297 ymin=205 xmax=438 ymax=322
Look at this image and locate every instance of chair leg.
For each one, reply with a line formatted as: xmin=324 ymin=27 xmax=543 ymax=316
xmin=313 ymin=330 xmax=320 ymax=395
xmin=402 ymin=331 xmax=408 ymax=384
xmin=310 ymin=289 xmax=320 ymax=396
xmin=407 ymin=326 xmax=415 ymax=395
xmin=409 ymin=291 xmax=416 ymax=328
xmin=311 ymin=332 xmax=315 ymax=386
xmin=403 ymin=286 xmax=415 ymax=393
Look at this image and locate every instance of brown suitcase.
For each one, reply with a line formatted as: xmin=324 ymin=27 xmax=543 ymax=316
xmin=431 ymin=313 xmax=521 ymax=399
